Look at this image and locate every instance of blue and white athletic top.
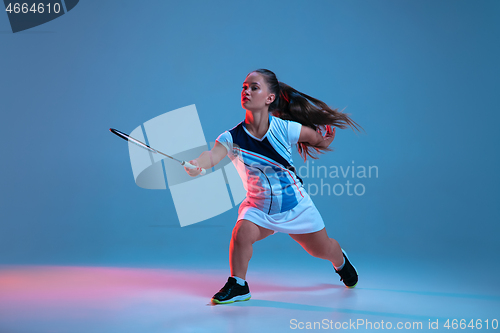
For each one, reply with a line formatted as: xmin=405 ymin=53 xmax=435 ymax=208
xmin=216 ymin=114 xmax=306 ymax=215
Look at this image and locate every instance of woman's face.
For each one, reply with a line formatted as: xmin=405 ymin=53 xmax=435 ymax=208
xmin=241 ymin=72 xmax=275 ymax=111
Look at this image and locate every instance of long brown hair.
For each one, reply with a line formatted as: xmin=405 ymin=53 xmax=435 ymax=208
xmin=251 ymin=69 xmax=364 ymax=161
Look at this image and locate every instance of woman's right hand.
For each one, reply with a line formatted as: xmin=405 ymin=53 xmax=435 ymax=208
xmin=184 ymin=159 xmax=202 ymax=177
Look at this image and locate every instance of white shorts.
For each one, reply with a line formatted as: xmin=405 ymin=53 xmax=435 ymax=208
xmin=237 ymin=192 xmax=325 ymax=234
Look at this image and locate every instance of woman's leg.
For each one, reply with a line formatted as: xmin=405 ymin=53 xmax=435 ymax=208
xmin=290 ymin=228 xmax=358 ymax=287
xmin=230 ymin=219 xmax=274 ymax=280
xmin=289 ymin=228 xmax=344 ymax=268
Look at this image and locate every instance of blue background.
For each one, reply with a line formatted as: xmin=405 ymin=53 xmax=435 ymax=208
xmin=1 ymin=0 xmax=498 ymax=270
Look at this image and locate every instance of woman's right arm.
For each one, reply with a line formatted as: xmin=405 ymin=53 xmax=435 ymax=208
xmin=184 ymin=141 xmax=228 ymax=177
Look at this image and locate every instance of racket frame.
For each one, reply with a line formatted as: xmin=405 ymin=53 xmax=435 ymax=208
xmin=110 ymin=128 xmax=206 ymax=175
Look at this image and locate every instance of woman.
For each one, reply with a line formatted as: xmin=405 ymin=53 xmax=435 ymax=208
xmin=185 ymin=69 xmax=363 ymax=304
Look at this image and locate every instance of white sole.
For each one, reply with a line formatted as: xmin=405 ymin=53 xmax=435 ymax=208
xmin=212 ymin=293 xmax=251 ymax=304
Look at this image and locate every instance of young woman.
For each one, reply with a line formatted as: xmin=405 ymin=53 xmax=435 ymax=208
xmin=185 ymin=69 xmax=363 ymax=304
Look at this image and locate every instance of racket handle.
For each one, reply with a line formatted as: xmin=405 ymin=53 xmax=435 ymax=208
xmin=183 ymin=161 xmax=206 ymax=176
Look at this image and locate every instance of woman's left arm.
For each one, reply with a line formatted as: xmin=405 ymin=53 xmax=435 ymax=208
xmin=297 ymin=125 xmax=336 ymax=148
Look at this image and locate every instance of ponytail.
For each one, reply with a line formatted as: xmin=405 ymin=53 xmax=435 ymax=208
xmin=276 ymin=81 xmax=364 ymax=160
xmin=252 ymin=69 xmax=365 ymax=161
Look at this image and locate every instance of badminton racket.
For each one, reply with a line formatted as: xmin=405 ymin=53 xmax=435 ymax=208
xmin=109 ymin=128 xmax=206 ymax=175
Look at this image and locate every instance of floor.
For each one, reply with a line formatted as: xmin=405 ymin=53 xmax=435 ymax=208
xmin=0 ymin=255 xmax=498 ymax=333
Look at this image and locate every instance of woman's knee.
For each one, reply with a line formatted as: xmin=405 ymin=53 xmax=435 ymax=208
xmin=305 ymin=246 xmax=329 ymax=259
xmin=306 ymin=238 xmax=339 ymax=260
xmin=232 ymin=220 xmax=272 ymax=245
xmin=291 ymin=230 xmax=334 ymax=259
xmin=231 ymin=220 xmax=259 ymax=245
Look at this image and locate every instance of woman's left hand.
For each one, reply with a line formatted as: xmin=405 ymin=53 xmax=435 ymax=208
xmin=298 ymin=124 xmax=336 ymax=148
xmin=319 ymin=125 xmax=336 ymax=148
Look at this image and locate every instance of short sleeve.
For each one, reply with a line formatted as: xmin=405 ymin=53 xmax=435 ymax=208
xmin=288 ymin=120 xmax=302 ymax=145
xmin=215 ymin=131 xmax=232 ymax=154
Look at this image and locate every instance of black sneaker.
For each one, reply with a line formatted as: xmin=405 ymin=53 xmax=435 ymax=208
xmin=211 ymin=277 xmax=251 ymax=304
xmin=335 ymin=249 xmax=358 ymax=288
